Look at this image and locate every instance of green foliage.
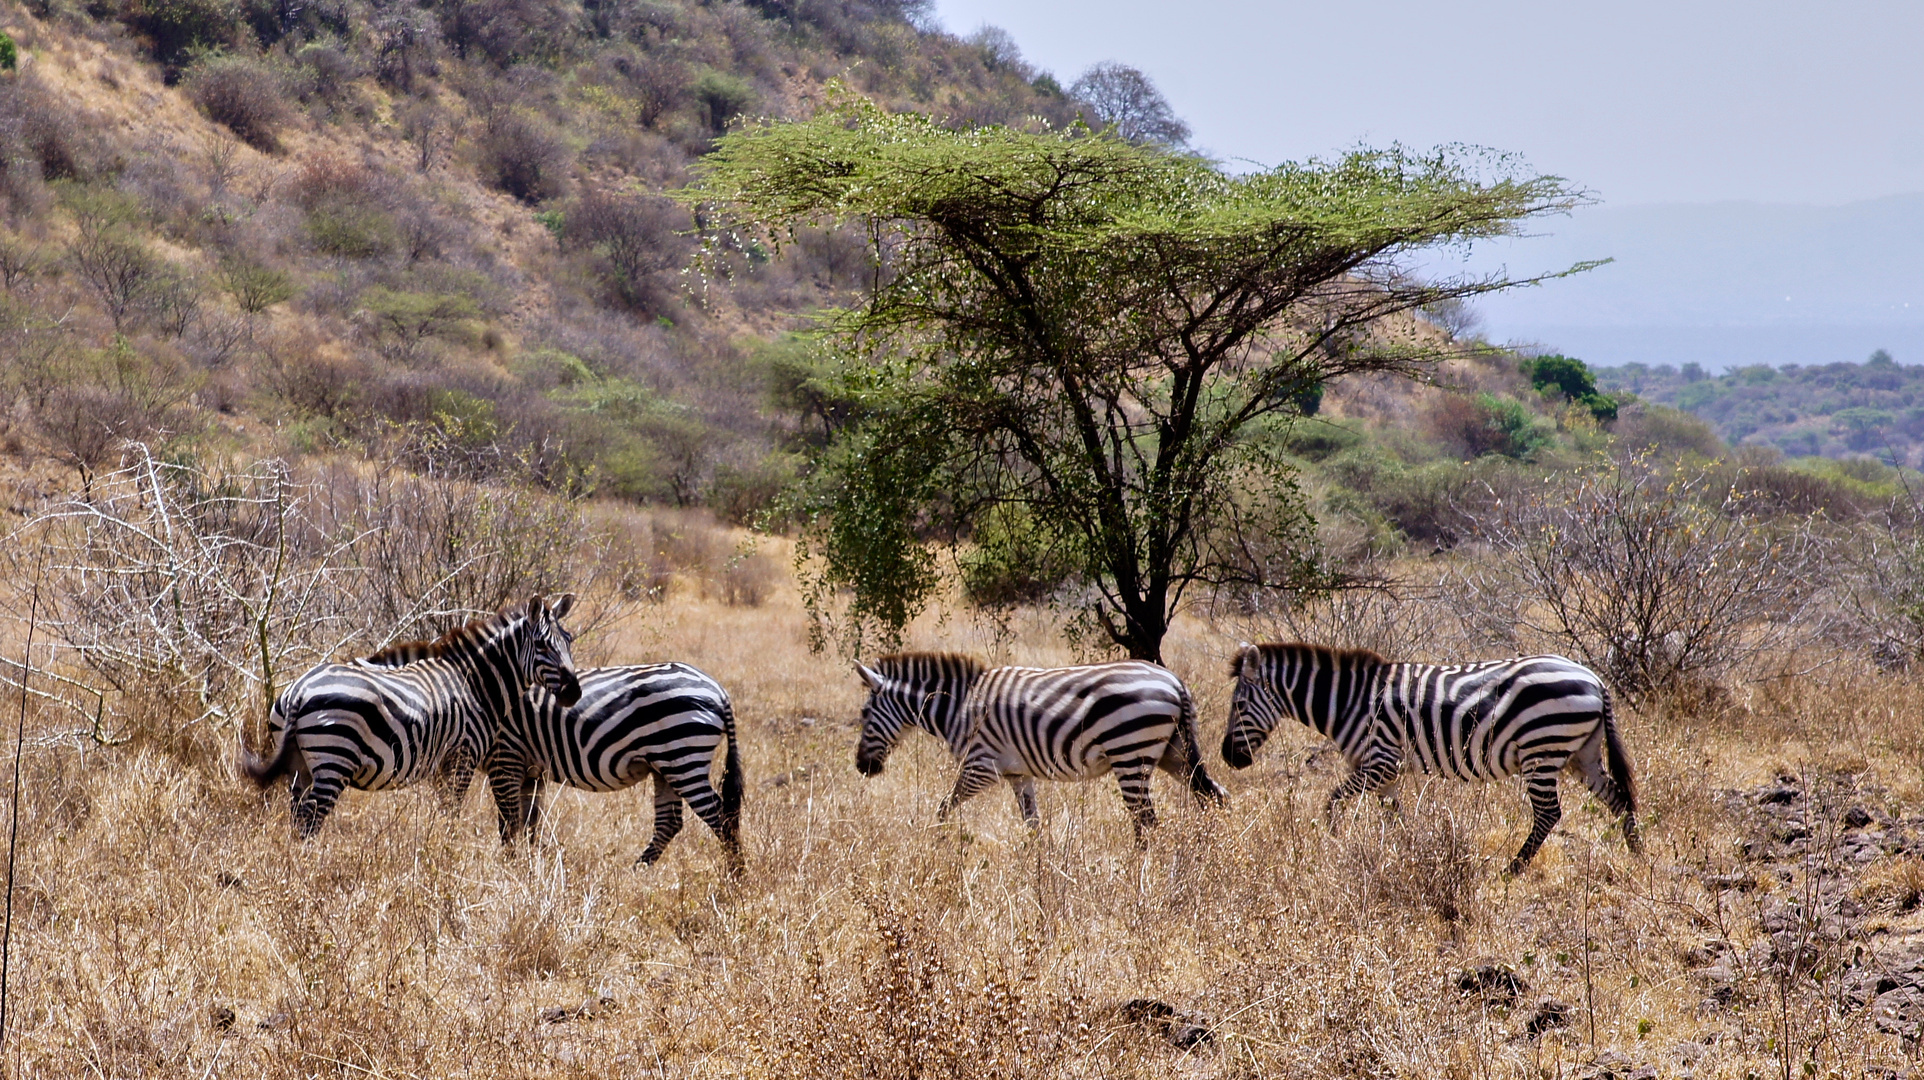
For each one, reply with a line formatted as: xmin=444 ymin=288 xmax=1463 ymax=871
xmin=691 ymin=70 xmax=754 ymax=134
xmin=956 ymin=504 xmax=1083 ymax=609
xmin=120 ymin=0 xmax=242 ymax=67
xmin=1526 ymin=353 xmax=1616 ymax=422
xmin=361 ymin=287 xmax=480 ymax=359
xmin=217 ymin=257 xmax=294 ymax=314
xmin=306 ymin=203 xmax=398 ymax=259
xmin=689 ymin=92 xmax=1590 ymax=658
xmin=0 ymin=31 xmax=17 ymax=71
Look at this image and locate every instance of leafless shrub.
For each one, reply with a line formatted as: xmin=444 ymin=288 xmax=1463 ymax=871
xmin=1464 ymin=451 xmax=1828 ymax=694
xmin=1 ymin=443 xmax=633 ymax=763
xmin=28 ymin=340 xmax=199 ymax=485
xmin=68 ymin=217 xmax=159 ymax=333
xmin=563 ymin=187 xmax=689 ymax=315
xmin=0 ymin=231 xmax=46 ymax=292
xmin=1225 ymin=573 xmax=1491 ymax=663
xmin=1826 ymin=507 xmax=1924 ymax=670
xmin=478 ymin=112 xmax=571 ymax=204
xmin=186 ymin=57 xmax=292 ymax=154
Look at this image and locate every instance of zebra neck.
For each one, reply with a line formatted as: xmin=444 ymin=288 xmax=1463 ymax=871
xmin=924 ymin=672 xmax=979 ymax=757
xmin=444 ymin=619 xmax=529 ymax=700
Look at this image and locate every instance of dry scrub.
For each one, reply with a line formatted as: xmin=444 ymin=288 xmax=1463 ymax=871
xmin=0 ymin=559 xmax=1921 ymax=1077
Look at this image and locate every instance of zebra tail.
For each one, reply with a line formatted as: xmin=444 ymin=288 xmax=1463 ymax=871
xmin=240 ymin=710 xmax=300 ymax=789
xmin=718 ymin=696 xmax=744 ymax=843
xmin=1178 ymin=683 xmax=1229 ymax=807
xmin=1600 ymin=685 xmax=1637 ymax=816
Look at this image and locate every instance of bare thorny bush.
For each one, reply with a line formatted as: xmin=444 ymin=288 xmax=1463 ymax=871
xmin=1460 ymin=452 xmax=1830 ymax=696
xmin=0 ymin=442 xmax=638 ymax=762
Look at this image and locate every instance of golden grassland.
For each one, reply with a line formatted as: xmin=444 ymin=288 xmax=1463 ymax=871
xmin=1 ymin=557 xmax=1923 ymax=1078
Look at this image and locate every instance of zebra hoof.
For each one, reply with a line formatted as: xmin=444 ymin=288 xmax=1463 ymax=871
xmin=633 ymin=851 xmax=663 ymax=869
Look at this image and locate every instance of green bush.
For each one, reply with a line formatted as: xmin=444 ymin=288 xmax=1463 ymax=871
xmin=120 ymin=0 xmax=242 ymax=67
xmin=0 ymin=32 xmax=18 ymax=71
xmin=691 ymin=70 xmax=753 ymax=134
xmin=306 ymin=203 xmax=397 ymax=258
xmin=1526 ymin=353 xmax=1616 ymax=422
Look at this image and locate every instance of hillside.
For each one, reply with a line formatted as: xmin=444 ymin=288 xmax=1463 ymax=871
xmin=1595 ymin=351 xmax=1924 ymax=465
xmin=0 ymin=0 xmax=1114 ymax=517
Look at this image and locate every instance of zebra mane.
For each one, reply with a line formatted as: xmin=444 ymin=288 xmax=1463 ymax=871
xmin=362 ymin=607 xmax=522 ymax=667
xmin=870 ymin=651 xmax=986 ymax=680
xmin=1236 ymin=641 xmax=1389 ymax=677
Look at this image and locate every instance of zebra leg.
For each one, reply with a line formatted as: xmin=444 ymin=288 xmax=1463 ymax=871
xmin=1324 ymin=755 xmax=1400 ymax=835
xmin=655 ymin=763 xmax=745 ymax=875
xmin=1506 ymin=768 xmax=1566 ymax=876
xmin=1114 ymin=759 xmax=1159 ymax=847
xmin=486 ymin=755 xmax=533 ymax=845
xmin=524 ymin=775 xmax=547 ymax=839
xmin=1007 ymin=777 xmax=1040 ymax=830
xmin=435 ymin=745 xmax=478 ymax=816
xmin=936 ymin=762 xmax=1002 ymax=823
xmin=1571 ymin=729 xmax=1641 ymax=854
xmin=289 ymin=764 xmax=353 ymax=838
xmin=635 ymin=772 xmax=686 ymax=868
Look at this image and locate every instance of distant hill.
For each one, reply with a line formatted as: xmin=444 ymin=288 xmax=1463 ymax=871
xmin=1594 ymin=352 xmax=1924 ymax=464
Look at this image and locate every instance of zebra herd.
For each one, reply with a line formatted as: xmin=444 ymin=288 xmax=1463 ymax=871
xmin=241 ymin=596 xmax=1640 ymax=875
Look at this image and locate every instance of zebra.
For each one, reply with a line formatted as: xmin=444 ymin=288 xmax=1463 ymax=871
xmin=240 ymin=594 xmax=582 ymax=836
xmin=1221 ymin=642 xmax=1639 ymax=875
xmin=854 ymin=653 xmax=1227 ymax=843
xmin=486 ymin=664 xmax=744 ymax=874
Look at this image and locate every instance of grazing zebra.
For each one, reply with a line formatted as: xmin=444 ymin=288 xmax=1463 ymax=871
xmin=1221 ymin=642 xmax=1639 ymax=874
xmin=241 ymin=595 xmax=582 ymax=836
xmin=854 ymin=653 xmax=1227 ymax=842
xmin=488 ymin=664 xmax=744 ymax=873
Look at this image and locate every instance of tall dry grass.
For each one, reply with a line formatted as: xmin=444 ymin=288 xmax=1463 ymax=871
xmin=0 ymin=546 xmax=1920 ymax=1077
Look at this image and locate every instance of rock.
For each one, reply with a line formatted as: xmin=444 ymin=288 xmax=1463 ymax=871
xmin=257 ymin=1012 xmax=291 ymax=1032
xmin=1846 ymin=806 xmax=1876 ymax=829
xmin=1114 ymin=999 xmax=1213 ymax=1049
xmin=540 ymin=996 xmax=617 ymax=1024
xmin=1699 ymin=872 xmax=1755 ymax=891
xmin=1758 ymin=785 xmax=1801 ymax=806
xmin=1524 ymin=997 xmax=1570 ymax=1036
xmin=208 ymin=1005 xmax=236 ymax=1032
xmin=1572 ymin=1050 xmax=1656 ymax=1080
xmin=1873 ymin=987 xmax=1924 ymax=1036
xmin=1454 ymin=964 xmax=1528 ymax=1006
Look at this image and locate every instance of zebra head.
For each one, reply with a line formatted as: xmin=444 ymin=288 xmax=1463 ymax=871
xmin=1222 ymin=643 xmax=1285 ymax=769
xmin=853 ymin=662 xmax=915 ymax=776
xmin=522 ymin=593 xmax=582 ymax=707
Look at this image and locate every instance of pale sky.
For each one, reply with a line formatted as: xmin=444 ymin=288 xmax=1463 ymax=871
xmin=933 ymin=0 xmax=1924 ymax=207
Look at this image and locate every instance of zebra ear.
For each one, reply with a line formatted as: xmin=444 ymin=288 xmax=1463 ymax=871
xmin=551 ymin=593 xmax=576 ymax=620
xmin=854 ymin=663 xmax=883 ymax=691
xmin=525 ymin=595 xmax=548 ymax=619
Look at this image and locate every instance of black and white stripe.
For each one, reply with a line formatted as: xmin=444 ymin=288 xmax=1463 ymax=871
xmin=489 ymin=663 xmax=744 ymax=873
xmin=241 ymin=595 xmax=582 ymax=836
xmin=855 ymin=653 xmax=1226 ymax=842
xmin=1222 ymin=642 xmax=1639 ymax=874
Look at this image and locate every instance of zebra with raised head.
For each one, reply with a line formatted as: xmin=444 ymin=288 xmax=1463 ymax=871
xmin=487 ymin=663 xmax=744 ymax=873
xmin=1221 ymin=642 xmax=1639 ymax=875
xmin=854 ymin=653 xmax=1226 ymax=842
xmin=241 ymin=594 xmax=582 ymax=836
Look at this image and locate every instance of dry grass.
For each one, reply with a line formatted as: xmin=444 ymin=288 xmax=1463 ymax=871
xmin=0 ymin=559 xmax=1922 ymax=1077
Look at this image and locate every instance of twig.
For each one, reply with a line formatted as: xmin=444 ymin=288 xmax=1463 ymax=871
xmin=1 ymin=565 xmax=43 ymax=1059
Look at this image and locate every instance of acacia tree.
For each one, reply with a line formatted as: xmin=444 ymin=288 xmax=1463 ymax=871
xmin=688 ymin=96 xmax=1592 ymax=661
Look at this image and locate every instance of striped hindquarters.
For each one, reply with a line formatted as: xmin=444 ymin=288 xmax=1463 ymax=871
xmin=506 ymin=664 xmax=732 ymax=794
xmin=965 ymin=661 xmax=1186 ymax=780
xmin=1387 ymin=656 xmax=1606 ymax=781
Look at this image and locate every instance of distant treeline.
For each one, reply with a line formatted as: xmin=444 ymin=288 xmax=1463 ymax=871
xmin=1594 ymin=350 xmax=1924 ymax=464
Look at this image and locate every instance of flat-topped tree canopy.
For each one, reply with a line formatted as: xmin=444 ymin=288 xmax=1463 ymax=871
xmin=684 ymin=91 xmax=1596 ymax=661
